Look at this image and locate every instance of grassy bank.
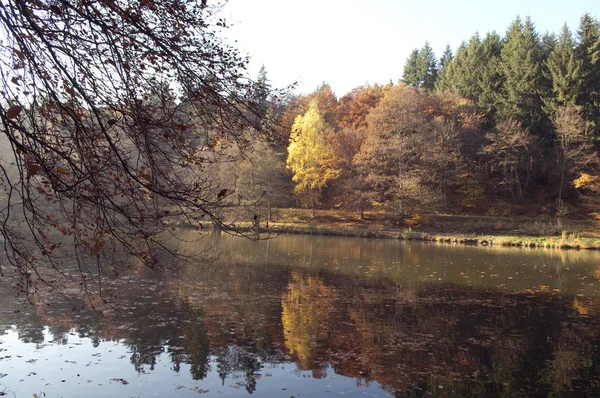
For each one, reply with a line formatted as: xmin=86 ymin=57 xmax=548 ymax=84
xmin=222 ymin=208 xmax=600 ymax=250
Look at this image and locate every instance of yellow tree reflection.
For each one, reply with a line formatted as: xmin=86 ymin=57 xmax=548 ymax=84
xmin=281 ymin=272 xmax=332 ymax=372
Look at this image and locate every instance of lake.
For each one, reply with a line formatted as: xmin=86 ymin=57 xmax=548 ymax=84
xmin=2 ymin=233 xmax=600 ymax=397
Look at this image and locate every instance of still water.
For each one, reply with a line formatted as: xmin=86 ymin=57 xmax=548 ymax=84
xmin=2 ymin=233 xmax=600 ymax=397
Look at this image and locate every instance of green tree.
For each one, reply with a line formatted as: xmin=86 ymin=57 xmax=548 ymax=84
xmin=543 ymin=25 xmax=582 ymax=113
xmin=575 ymin=13 xmax=600 ymax=133
xmin=402 ymin=49 xmax=421 ymax=87
xmin=439 ymin=44 xmax=454 ymax=71
xmin=498 ymin=16 xmax=545 ymax=132
xmin=477 ymin=32 xmax=504 ymax=120
xmin=435 ymin=33 xmax=502 ymax=120
xmin=252 ymin=65 xmax=272 ymax=123
xmin=402 ymin=42 xmax=437 ymax=90
xmin=436 ymin=35 xmax=481 ymax=99
xmin=286 ymin=101 xmax=340 ymax=216
xmin=418 ymin=42 xmax=438 ymax=90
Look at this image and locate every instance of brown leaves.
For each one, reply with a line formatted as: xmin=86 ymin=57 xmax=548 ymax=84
xmin=56 ymin=166 xmax=70 ymax=175
xmin=6 ymin=105 xmax=22 ymax=119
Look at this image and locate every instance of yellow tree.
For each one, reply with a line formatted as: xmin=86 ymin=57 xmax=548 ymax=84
xmin=286 ymin=100 xmax=340 ymax=216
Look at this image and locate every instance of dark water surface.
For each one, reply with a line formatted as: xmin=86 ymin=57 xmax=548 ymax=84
xmin=2 ymin=233 xmax=600 ymax=397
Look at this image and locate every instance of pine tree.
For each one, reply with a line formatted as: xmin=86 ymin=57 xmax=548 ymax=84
xmin=476 ymin=32 xmax=503 ymax=120
xmin=251 ymin=65 xmax=272 ymax=125
xmin=435 ymin=41 xmax=464 ymax=92
xmin=417 ymin=42 xmax=438 ymax=90
xmin=434 ymin=32 xmax=501 ymax=120
xmin=544 ymin=25 xmax=581 ymax=113
xmin=446 ymin=34 xmax=482 ymax=100
xmin=575 ymin=13 xmax=600 ymax=133
xmin=498 ymin=16 xmax=545 ymax=133
xmin=439 ymin=44 xmax=453 ymax=71
xmin=402 ymin=49 xmax=420 ymax=87
xmin=402 ymin=43 xmax=437 ymax=90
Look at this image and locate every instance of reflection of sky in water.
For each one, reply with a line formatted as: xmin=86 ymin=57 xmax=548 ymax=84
xmin=0 ymin=327 xmax=391 ymax=397
xmin=3 ymin=234 xmax=600 ymax=396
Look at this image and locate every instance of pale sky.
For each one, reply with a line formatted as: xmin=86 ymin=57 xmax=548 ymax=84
xmin=220 ymin=0 xmax=598 ymax=97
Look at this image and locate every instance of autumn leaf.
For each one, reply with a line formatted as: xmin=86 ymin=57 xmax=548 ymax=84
xmin=6 ymin=105 xmax=22 ymax=119
xmin=56 ymin=166 xmax=70 ymax=175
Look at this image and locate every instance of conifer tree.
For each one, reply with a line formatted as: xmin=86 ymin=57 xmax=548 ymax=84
xmin=544 ymin=25 xmax=581 ymax=113
xmin=417 ymin=42 xmax=438 ymax=90
xmin=575 ymin=13 xmax=600 ymax=132
xmin=442 ymin=35 xmax=482 ymax=99
xmin=439 ymin=44 xmax=453 ymax=71
xmin=402 ymin=49 xmax=420 ymax=87
xmin=476 ymin=32 xmax=503 ymax=120
xmin=435 ymin=41 xmax=464 ymax=93
xmin=498 ymin=16 xmax=545 ymax=133
xmin=402 ymin=43 xmax=437 ymax=90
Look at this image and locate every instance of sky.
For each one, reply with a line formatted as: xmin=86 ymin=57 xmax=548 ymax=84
xmin=219 ymin=0 xmax=598 ymax=97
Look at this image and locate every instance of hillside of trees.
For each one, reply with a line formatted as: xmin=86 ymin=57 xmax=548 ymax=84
xmin=231 ymin=13 xmax=600 ymax=222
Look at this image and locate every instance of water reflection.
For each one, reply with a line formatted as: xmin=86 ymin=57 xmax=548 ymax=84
xmin=1 ymin=233 xmax=600 ymax=396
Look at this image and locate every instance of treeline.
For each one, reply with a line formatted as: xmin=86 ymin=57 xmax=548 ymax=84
xmin=232 ymin=13 xmax=600 ymax=220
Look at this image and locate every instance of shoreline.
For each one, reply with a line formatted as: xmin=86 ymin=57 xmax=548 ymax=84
xmin=259 ymin=223 xmax=600 ymax=250
xmin=186 ymin=209 xmax=600 ymax=251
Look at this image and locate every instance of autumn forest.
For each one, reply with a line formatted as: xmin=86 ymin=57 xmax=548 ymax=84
xmin=241 ymin=13 xmax=600 ymax=223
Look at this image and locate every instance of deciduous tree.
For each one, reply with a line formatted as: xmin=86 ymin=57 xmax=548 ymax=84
xmin=0 ymin=0 xmax=273 ymax=295
xmin=286 ymin=101 xmax=339 ymax=216
xmin=481 ymin=119 xmax=537 ymax=199
xmin=552 ymin=105 xmax=597 ymax=204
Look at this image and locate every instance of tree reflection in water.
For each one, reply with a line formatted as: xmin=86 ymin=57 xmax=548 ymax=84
xmin=2 ymin=234 xmax=600 ymax=396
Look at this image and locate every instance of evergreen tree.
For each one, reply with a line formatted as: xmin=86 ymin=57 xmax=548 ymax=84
xmin=435 ymin=41 xmax=465 ymax=93
xmin=540 ymin=32 xmax=557 ymax=59
xmin=439 ymin=44 xmax=454 ymax=71
xmin=402 ymin=49 xmax=420 ymax=87
xmin=447 ymin=34 xmax=483 ymax=100
xmin=575 ymin=13 xmax=600 ymax=133
xmin=498 ymin=16 xmax=545 ymax=133
xmin=476 ymin=32 xmax=503 ymax=120
xmin=417 ymin=42 xmax=438 ymax=90
xmin=251 ymin=65 xmax=272 ymax=125
xmin=544 ymin=25 xmax=581 ymax=113
xmin=402 ymin=43 xmax=437 ymax=90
